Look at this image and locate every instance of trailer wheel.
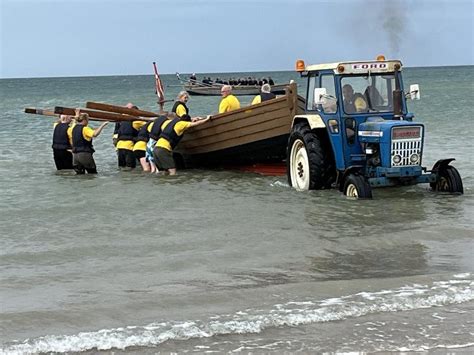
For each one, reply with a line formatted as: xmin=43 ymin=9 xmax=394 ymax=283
xmin=431 ymin=165 xmax=464 ymax=194
xmin=287 ymin=123 xmax=334 ymax=190
xmin=343 ymin=174 xmax=373 ymax=199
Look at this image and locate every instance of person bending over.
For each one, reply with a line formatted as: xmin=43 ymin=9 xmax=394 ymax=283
xmin=153 ymin=115 xmax=210 ymax=175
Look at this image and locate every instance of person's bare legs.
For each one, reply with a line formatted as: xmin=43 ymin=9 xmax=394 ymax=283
xmin=140 ymin=157 xmax=150 ymax=172
xmin=169 ymin=168 xmax=177 ymax=176
xmin=150 ymin=161 xmax=157 ymax=174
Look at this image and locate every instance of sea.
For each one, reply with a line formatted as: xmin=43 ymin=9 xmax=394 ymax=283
xmin=0 ymin=66 xmax=473 ymax=354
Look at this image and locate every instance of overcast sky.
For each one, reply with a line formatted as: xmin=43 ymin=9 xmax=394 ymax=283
xmin=0 ymin=0 xmax=473 ymax=78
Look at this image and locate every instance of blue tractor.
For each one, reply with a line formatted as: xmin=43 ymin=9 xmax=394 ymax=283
xmin=287 ymin=56 xmax=463 ymax=198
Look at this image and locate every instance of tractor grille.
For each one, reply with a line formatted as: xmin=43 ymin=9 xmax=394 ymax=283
xmin=391 ymin=126 xmax=423 ymax=167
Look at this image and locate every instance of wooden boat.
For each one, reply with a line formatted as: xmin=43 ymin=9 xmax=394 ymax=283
xmin=175 ymin=83 xmax=305 ymax=168
xmin=183 ymin=82 xmax=289 ymax=96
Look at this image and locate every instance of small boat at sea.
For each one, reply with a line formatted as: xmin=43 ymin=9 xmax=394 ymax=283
xmin=183 ymin=83 xmax=289 ymax=96
xmin=174 ymin=83 xmax=305 ymax=168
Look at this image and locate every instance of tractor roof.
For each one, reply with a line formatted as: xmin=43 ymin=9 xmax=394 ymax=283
xmin=304 ymin=60 xmax=403 ymax=74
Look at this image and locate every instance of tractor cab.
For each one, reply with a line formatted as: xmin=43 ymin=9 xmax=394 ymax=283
xmin=287 ymin=56 xmax=463 ymax=198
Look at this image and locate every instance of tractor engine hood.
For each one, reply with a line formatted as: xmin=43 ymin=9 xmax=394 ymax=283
xmin=358 ymin=118 xmax=423 ymax=143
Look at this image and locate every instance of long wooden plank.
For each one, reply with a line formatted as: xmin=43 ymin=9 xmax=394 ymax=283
xmin=54 ymin=106 xmax=154 ymax=122
xmin=86 ymin=102 xmax=160 ymax=117
xmin=24 ymin=108 xmax=107 ymax=121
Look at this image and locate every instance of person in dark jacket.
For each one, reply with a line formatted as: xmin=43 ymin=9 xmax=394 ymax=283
xmin=172 ymin=91 xmax=191 ymax=121
xmin=52 ymin=114 xmax=73 ymax=170
xmin=251 ymin=84 xmax=276 ymax=105
xmin=71 ymin=110 xmax=109 ymax=174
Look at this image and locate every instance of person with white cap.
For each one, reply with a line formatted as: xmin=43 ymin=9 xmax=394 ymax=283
xmin=251 ymin=83 xmax=276 ymax=105
xmin=52 ymin=114 xmax=74 ymax=170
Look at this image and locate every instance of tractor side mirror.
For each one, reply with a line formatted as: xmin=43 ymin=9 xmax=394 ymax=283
xmin=409 ymin=84 xmax=420 ymax=100
xmin=313 ymin=88 xmax=327 ymax=105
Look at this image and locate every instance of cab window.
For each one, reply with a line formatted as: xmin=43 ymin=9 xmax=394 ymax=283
xmin=320 ymin=74 xmax=337 ymax=114
xmin=306 ymin=74 xmax=318 ymax=111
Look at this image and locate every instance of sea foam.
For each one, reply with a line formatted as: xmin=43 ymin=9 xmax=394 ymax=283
xmin=1 ymin=275 xmax=473 ymax=355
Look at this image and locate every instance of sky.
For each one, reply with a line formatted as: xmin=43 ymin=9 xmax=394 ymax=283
xmin=0 ymin=0 xmax=473 ymax=78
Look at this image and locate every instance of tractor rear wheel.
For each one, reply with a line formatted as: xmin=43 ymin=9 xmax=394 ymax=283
xmin=287 ymin=123 xmax=334 ymax=190
xmin=431 ymin=165 xmax=464 ymax=194
xmin=343 ymin=174 xmax=373 ymax=199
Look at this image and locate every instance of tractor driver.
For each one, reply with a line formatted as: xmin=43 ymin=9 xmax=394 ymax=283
xmin=342 ymin=84 xmax=368 ymax=113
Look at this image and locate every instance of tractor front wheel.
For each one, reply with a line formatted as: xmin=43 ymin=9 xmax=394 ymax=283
xmin=431 ymin=165 xmax=464 ymax=194
xmin=343 ymin=174 xmax=373 ymax=199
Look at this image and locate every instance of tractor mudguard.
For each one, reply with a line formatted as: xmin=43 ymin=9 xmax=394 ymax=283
xmin=430 ymin=158 xmax=456 ymax=172
xmin=338 ymin=165 xmax=364 ymax=191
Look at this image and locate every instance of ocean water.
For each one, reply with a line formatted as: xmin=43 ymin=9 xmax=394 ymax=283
xmin=0 ymin=67 xmax=473 ymax=354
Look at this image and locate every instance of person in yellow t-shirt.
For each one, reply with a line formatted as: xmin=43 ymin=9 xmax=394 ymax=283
xmin=218 ymin=85 xmax=240 ymax=113
xmin=71 ymin=111 xmax=109 ymax=174
xmin=116 ymin=103 xmax=146 ymax=170
xmin=153 ymin=116 xmax=210 ymax=175
xmin=342 ymin=84 xmax=368 ymax=113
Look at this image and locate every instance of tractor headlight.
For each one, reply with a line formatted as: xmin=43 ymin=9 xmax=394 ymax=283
xmin=392 ymin=154 xmax=402 ymax=164
xmin=410 ymin=153 xmax=420 ymax=164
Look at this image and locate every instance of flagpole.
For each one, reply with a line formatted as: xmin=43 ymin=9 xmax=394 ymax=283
xmin=153 ymin=62 xmax=165 ymax=112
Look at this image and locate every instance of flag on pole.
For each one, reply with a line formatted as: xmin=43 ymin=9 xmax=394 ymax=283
xmin=153 ymin=62 xmax=165 ymax=111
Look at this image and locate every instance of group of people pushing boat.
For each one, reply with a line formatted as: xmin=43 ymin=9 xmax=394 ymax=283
xmin=51 ymin=83 xmax=277 ymax=175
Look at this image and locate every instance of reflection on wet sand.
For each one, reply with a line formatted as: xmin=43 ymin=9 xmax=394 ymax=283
xmin=306 ymin=242 xmax=458 ymax=281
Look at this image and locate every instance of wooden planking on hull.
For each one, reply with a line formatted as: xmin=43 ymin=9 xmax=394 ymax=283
xmin=175 ymin=83 xmax=300 ymax=157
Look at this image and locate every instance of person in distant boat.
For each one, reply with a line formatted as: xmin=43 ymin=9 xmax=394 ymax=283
xmin=268 ymin=77 xmax=275 ymax=85
xmin=52 ymin=114 xmax=74 ymax=170
xmin=218 ymin=85 xmax=241 ymax=113
xmin=251 ymin=83 xmax=276 ymax=105
xmin=153 ymin=115 xmax=210 ymax=175
xmin=172 ymin=91 xmax=191 ymax=121
xmin=189 ymin=73 xmax=197 ymax=84
xmin=116 ymin=103 xmax=146 ymax=170
xmin=342 ymin=84 xmax=368 ymax=113
xmin=71 ymin=110 xmax=109 ymax=174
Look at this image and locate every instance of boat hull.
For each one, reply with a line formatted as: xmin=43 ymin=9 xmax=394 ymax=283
xmin=175 ymin=83 xmax=306 ymax=169
xmin=184 ymin=83 xmax=289 ymax=96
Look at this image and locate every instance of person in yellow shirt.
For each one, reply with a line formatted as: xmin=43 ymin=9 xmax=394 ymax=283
xmin=133 ymin=121 xmax=152 ymax=172
xmin=172 ymin=91 xmax=192 ymax=120
xmin=154 ymin=116 xmax=210 ymax=175
xmin=251 ymin=83 xmax=276 ymax=105
xmin=342 ymin=84 xmax=368 ymax=113
xmin=71 ymin=111 xmax=109 ymax=174
xmin=116 ymin=103 xmax=146 ymax=170
xmin=218 ymin=85 xmax=240 ymax=113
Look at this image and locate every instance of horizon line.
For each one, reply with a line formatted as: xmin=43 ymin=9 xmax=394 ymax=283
xmin=1 ymin=63 xmax=473 ymax=80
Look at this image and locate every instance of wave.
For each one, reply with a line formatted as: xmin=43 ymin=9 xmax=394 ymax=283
xmin=1 ymin=274 xmax=473 ymax=354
